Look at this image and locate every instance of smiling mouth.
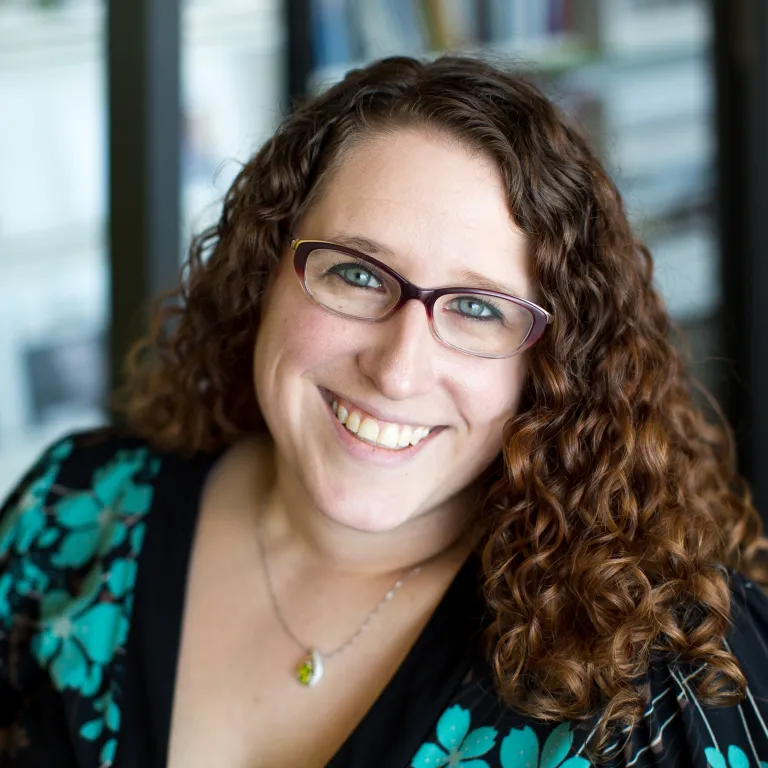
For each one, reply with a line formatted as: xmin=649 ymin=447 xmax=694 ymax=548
xmin=320 ymin=389 xmax=445 ymax=451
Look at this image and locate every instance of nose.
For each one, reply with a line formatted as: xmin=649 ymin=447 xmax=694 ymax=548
xmin=357 ymin=300 xmax=439 ymax=401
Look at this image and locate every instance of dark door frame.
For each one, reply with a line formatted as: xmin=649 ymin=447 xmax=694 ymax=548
xmin=714 ymin=0 xmax=768 ymax=516
xmin=107 ymin=0 xmax=181 ymax=395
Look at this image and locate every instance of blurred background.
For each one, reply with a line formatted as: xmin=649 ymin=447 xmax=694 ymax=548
xmin=0 ymin=0 xmax=766 ymax=515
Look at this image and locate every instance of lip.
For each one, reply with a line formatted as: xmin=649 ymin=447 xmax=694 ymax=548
xmin=318 ymin=386 xmax=442 ymax=429
xmin=319 ymin=388 xmax=444 ymax=467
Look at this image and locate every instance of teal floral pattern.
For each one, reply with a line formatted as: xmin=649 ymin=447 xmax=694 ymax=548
xmin=705 ymin=745 xmax=768 ymax=768
xmin=411 ymin=707 xmax=592 ymax=768
xmin=499 ymin=724 xmax=590 ymax=768
xmin=0 ymin=438 xmax=73 ymax=559
xmin=411 ymin=705 xmax=498 ymax=767
xmin=48 ymin=451 xmax=155 ymax=570
xmin=0 ymin=438 xmax=161 ymax=766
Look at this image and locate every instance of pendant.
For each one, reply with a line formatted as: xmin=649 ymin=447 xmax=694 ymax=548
xmin=296 ymin=648 xmax=324 ymax=687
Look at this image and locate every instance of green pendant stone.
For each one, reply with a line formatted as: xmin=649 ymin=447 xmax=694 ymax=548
xmin=296 ymin=655 xmax=314 ymax=686
xmin=295 ymin=648 xmax=324 ymax=687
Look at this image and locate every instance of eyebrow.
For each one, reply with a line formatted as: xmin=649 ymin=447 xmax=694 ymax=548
xmin=325 ymin=232 xmax=532 ymax=300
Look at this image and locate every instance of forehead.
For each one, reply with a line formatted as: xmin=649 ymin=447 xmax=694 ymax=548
xmin=300 ymin=129 xmax=531 ymax=295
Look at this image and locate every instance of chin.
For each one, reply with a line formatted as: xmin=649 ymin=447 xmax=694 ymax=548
xmin=316 ymin=495 xmax=418 ymax=534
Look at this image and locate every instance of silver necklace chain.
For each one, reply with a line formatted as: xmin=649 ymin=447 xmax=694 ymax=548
xmin=254 ymin=517 xmax=422 ymax=660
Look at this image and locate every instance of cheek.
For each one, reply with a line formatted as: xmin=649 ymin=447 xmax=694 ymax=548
xmin=256 ymin=293 xmax=358 ymax=377
xmin=454 ymin=358 xmax=528 ymax=435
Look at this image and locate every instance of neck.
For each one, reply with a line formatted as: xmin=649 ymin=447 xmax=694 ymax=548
xmin=237 ymin=435 xmax=477 ymax=579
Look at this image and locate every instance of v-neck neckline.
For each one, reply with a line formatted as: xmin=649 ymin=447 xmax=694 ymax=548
xmin=326 ymin=550 xmax=485 ymax=767
xmin=119 ymin=446 xmax=487 ymax=768
xmin=117 ymin=447 xmax=223 ymax=768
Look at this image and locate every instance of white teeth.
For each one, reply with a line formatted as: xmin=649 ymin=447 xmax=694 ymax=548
xmin=345 ymin=411 xmax=361 ymax=433
xmin=357 ymin=418 xmax=380 ymax=443
xmin=330 ymin=396 xmax=435 ymax=451
xmin=378 ymin=423 xmax=400 ymax=448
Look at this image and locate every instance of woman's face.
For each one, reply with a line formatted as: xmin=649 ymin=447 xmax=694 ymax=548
xmin=254 ymin=129 xmax=532 ymax=532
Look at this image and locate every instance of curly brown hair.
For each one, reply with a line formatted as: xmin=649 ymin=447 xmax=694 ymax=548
xmin=116 ymin=55 xmax=768 ymax=762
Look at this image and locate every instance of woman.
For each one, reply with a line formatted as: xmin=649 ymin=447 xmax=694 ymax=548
xmin=1 ymin=55 xmax=767 ymax=768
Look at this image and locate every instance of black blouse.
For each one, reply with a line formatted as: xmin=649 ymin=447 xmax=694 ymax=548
xmin=1 ymin=430 xmax=767 ymax=767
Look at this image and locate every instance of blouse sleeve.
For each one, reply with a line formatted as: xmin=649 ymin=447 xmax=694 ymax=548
xmin=0 ymin=437 xmax=76 ymax=728
xmin=408 ymin=569 xmax=768 ymax=768
xmin=609 ymin=569 xmax=768 ymax=768
xmin=0 ymin=430 xmax=162 ymax=767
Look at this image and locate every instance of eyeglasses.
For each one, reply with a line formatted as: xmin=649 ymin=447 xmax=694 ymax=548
xmin=291 ymin=239 xmax=552 ymax=358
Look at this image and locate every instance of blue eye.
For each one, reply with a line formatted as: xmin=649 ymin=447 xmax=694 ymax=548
xmin=329 ymin=263 xmax=383 ymax=290
xmin=447 ymin=296 xmax=503 ymax=321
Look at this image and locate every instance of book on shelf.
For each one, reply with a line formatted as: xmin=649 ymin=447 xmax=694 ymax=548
xmin=570 ymin=0 xmax=708 ymax=56
xmin=486 ymin=0 xmax=707 ymax=55
xmin=312 ymin=0 xmax=355 ymax=68
xmin=488 ymin=0 xmax=563 ymax=41
xmin=311 ymin=0 xmax=482 ymax=73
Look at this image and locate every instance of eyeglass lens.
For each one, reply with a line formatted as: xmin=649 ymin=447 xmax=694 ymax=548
xmin=303 ymin=247 xmax=534 ymax=356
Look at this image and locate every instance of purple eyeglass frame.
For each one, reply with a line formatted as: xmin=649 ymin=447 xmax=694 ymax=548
xmin=291 ymin=238 xmax=553 ymax=358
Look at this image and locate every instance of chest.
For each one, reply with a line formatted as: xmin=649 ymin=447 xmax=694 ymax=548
xmin=164 ymin=511 xmax=443 ymax=768
xmin=166 ymin=604 xmax=427 ymax=768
